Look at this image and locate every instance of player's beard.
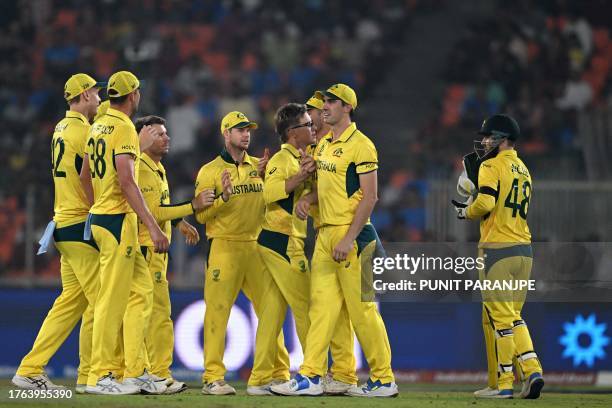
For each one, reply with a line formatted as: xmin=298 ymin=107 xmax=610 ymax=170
xmin=229 ymin=138 xmax=249 ymax=152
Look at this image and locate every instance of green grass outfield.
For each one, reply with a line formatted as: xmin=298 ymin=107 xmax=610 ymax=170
xmin=1 ymin=381 xmax=611 ymax=407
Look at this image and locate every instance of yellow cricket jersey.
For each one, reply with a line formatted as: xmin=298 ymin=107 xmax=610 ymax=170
xmin=137 ymin=153 xmax=194 ymax=247
xmin=88 ymin=107 xmax=140 ymax=215
xmin=315 ymin=122 xmax=378 ymax=226
xmin=307 ymin=140 xmax=323 ymax=229
xmin=466 ymin=149 xmax=532 ymax=246
xmin=51 ymin=111 xmax=91 ymax=227
xmin=194 ymin=149 xmax=264 ymax=241
xmin=261 ymin=143 xmax=308 ymax=238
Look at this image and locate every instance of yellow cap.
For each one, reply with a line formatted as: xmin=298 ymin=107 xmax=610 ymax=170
xmin=305 ymin=94 xmax=324 ymax=110
xmin=64 ymin=73 xmax=104 ymax=101
xmin=315 ymin=83 xmax=358 ymax=109
xmin=220 ymin=111 xmax=258 ymax=134
xmin=107 ymin=71 xmax=140 ymax=98
xmin=93 ymin=100 xmax=110 ymax=122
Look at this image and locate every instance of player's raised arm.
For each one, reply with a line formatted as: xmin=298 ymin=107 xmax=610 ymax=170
xmin=466 ymin=162 xmax=498 ymax=219
xmin=194 ymin=168 xmax=231 ymax=224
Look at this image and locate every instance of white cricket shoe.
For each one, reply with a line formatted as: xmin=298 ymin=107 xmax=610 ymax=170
xmin=123 ymin=370 xmax=168 ymax=394
xmin=85 ymin=372 xmax=140 ymax=395
xmin=322 ymin=374 xmax=353 ymax=395
xmin=165 ymin=380 xmax=187 ymax=394
xmin=474 ymin=388 xmax=513 ymax=399
xmin=201 ymin=380 xmax=236 ymax=395
xmin=346 ymin=378 xmax=399 ymax=397
xmin=247 ymin=384 xmax=272 ymax=396
xmin=270 ymin=374 xmax=323 ymax=396
xmin=473 ymin=386 xmax=497 ymax=397
xmin=520 ymin=372 xmax=544 ymax=399
xmin=12 ymin=374 xmax=66 ymax=390
xmin=75 ymin=384 xmax=87 ymax=394
xmin=149 ymin=374 xmax=188 ymax=395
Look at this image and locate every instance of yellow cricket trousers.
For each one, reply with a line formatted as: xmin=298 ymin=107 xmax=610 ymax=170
xmin=249 ymin=229 xmax=357 ymax=386
xmin=87 ymin=213 xmax=153 ymax=386
xmin=141 ymin=247 xmax=174 ymax=379
xmin=17 ymin=222 xmax=99 ymax=385
xmin=480 ymin=245 xmax=542 ymax=390
xmin=300 ymin=224 xmax=394 ymax=383
xmin=203 ymin=238 xmax=289 ymax=384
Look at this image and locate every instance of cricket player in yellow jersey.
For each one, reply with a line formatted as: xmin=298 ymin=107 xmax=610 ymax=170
xmin=194 ymin=111 xmax=290 ymax=395
xmin=247 ymin=103 xmax=316 ymax=395
xmin=272 ymin=84 xmax=397 ymax=397
xmin=83 ymin=71 xmax=170 ymax=395
xmin=134 ymin=115 xmax=214 ymax=394
xmin=452 ymin=114 xmax=544 ymax=399
xmin=12 ymin=74 xmax=102 ymax=391
xmin=301 ymin=94 xmax=365 ymax=394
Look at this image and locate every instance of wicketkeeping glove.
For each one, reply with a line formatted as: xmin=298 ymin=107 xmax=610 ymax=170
xmin=451 ymin=198 xmax=471 ymax=220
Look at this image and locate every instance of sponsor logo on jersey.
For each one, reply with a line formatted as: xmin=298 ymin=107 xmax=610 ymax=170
xmin=126 ymin=246 xmax=133 ymax=258
xmin=161 ymin=189 xmax=169 ymax=201
xmin=332 ymin=148 xmax=344 ymax=157
xmin=212 ymin=269 xmax=221 ymax=281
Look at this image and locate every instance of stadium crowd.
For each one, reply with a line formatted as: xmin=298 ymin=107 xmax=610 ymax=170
xmin=373 ymin=0 xmax=612 ymax=241
xmin=1 ymin=0 xmax=611 ymax=276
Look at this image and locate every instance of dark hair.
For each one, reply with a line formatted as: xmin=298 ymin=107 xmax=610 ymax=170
xmin=275 ymin=103 xmax=307 ymax=143
xmin=67 ymin=94 xmax=81 ymax=105
xmin=109 ymin=94 xmax=129 ymax=105
xmin=134 ymin=115 xmax=166 ymax=133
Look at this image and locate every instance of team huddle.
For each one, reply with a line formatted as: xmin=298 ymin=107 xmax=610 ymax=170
xmin=11 ymin=70 xmax=544 ymax=400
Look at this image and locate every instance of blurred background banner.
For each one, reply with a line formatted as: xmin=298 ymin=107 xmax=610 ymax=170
xmin=0 ymin=289 xmax=610 ymax=383
xmin=1 ymin=0 xmax=612 ymax=385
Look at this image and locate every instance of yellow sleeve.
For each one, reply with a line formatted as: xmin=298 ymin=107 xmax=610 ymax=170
xmin=263 ymin=154 xmax=290 ymax=204
xmin=466 ymin=161 xmax=498 ymax=219
xmin=115 ymin=125 xmax=139 ymax=157
xmin=194 ymin=165 xmax=225 ymax=224
xmin=76 ymin=124 xmax=90 ymax=157
xmin=139 ymin=167 xmax=193 ymax=223
xmin=355 ymin=138 xmax=379 ymax=174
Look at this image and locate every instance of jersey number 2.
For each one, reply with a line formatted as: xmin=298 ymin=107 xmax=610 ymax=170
xmin=88 ymin=139 xmax=107 ymax=178
xmin=52 ymin=138 xmax=66 ymax=178
xmin=504 ymin=178 xmax=531 ymax=219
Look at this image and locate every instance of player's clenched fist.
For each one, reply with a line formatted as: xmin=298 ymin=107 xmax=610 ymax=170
xmin=138 ymin=124 xmax=160 ymax=152
xmin=150 ymin=226 xmax=169 ymax=253
xmin=192 ymin=189 xmax=215 ymax=210
xmin=298 ymin=149 xmax=316 ymax=179
xmin=221 ymin=169 xmax=233 ymax=202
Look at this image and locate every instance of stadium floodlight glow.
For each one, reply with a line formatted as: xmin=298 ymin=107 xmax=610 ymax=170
xmin=174 ymin=300 xmax=364 ymax=373
xmin=174 ymin=300 xmax=252 ymax=371
xmin=559 ymin=314 xmax=610 ymax=367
